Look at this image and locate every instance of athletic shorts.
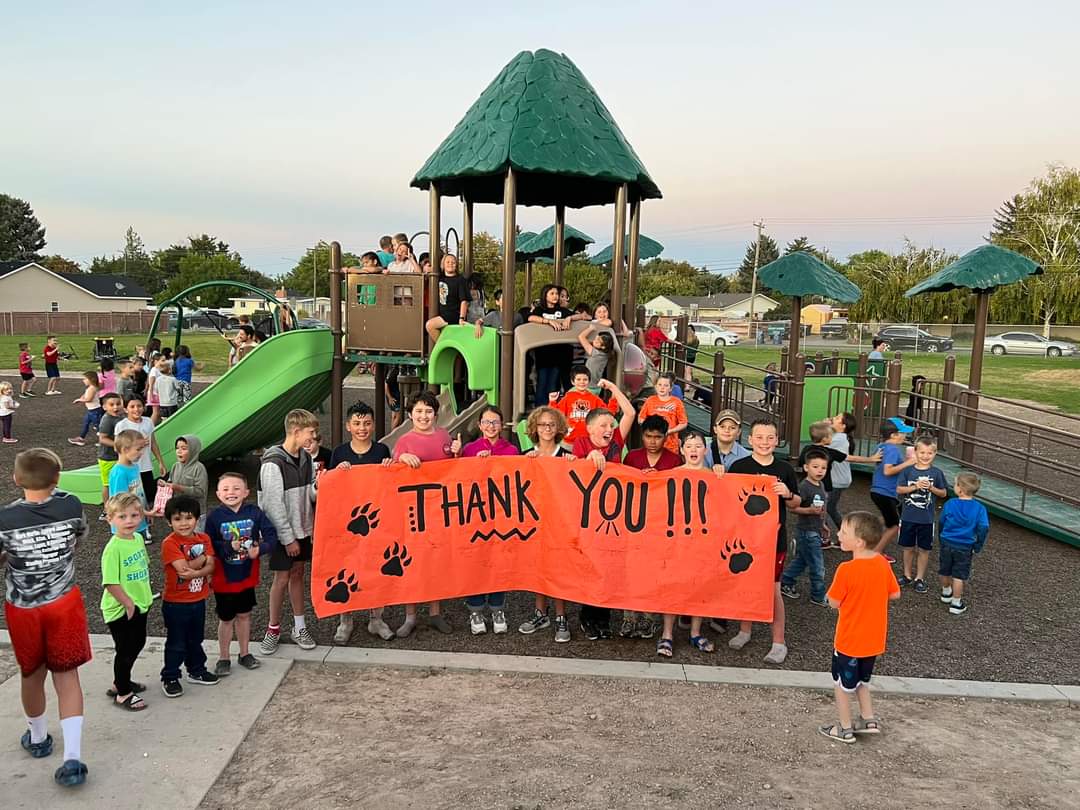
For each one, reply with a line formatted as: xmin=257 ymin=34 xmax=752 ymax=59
xmin=269 ymin=536 xmax=313 ymax=571
xmin=4 ymin=587 xmax=92 ymax=676
xmin=832 ymin=650 xmax=876 ymax=692
xmin=938 ymin=542 xmax=973 ymax=581
xmin=870 ymin=492 xmax=900 ymax=528
xmin=20 ymin=372 xmax=34 ymax=381
xmin=98 ymin=459 xmax=117 ymax=487
xmin=45 ymin=363 xmax=60 ymax=378
xmin=898 ymin=521 xmax=934 ymax=551
xmin=774 ymin=551 xmax=786 ymax=583
xmin=214 ymin=587 xmax=257 ymax=621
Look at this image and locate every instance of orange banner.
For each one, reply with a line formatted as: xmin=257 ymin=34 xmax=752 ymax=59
xmin=311 ymin=458 xmax=779 ymax=621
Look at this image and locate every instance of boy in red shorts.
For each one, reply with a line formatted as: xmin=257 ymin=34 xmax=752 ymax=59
xmin=0 ymin=448 xmax=91 ymax=786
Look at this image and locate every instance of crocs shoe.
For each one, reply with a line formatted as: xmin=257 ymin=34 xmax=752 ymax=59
xmin=21 ymin=730 xmax=53 ymax=758
xmin=54 ymin=759 xmax=88 ymax=786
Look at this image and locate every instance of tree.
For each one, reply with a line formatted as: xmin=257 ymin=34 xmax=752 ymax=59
xmin=0 ymin=194 xmax=46 ymax=260
xmin=733 ymin=234 xmax=779 ymax=292
xmin=845 ymin=242 xmax=967 ymax=323
xmin=636 ymin=258 xmax=727 ymax=302
xmin=39 ymin=255 xmax=83 ymax=274
xmin=158 ymin=253 xmax=278 ymax=308
xmin=280 ymin=242 xmax=361 ymax=299
xmin=153 ymin=234 xmax=238 ymax=288
xmin=89 ymin=226 xmax=162 ymax=295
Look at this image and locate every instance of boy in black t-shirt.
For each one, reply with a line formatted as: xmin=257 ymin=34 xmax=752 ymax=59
xmin=424 ymin=254 xmax=470 ymax=345
xmin=328 ymin=402 xmax=392 ymax=643
xmin=727 ymin=419 xmax=801 ymax=665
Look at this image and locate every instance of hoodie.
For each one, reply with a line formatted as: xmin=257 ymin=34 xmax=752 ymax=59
xmin=258 ymin=444 xmax=316 ymax=545
xmin=169 ymin=434 xmax=208 ymax=516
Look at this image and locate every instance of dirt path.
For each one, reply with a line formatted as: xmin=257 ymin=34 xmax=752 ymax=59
xmin=204 ymin=665 xmax=1080 ymax=810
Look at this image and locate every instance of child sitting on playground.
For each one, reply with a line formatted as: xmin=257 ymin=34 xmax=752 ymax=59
xmin=870 ymin=417 xmax=917 ymax=562
xmin=352 ymin=251 xmax=384 ymax=274
xmin=425 ymin=253 xmax=470 ymax=344
xmin=474 ymin=288 xmax=524 ymax=334
xmin=67 ymin=371 xmax=101 ymax=447
xmin=895 ymin=436 xmax=948 ymax=592
xmin=386 ymin=237 xmax=421 ymax=274
xmin=638 ymin=372 xmax=688 ymax=455
xmin=938 ymin=472 xmax=990 ymax=615
xmin=577 ymin=323 xmax=614 ymax=385
xmin=554 ymin=365 xmax=617 ymax=445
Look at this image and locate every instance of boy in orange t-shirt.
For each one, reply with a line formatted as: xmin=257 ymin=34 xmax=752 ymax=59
xmin=554 ymin=365 xmax=617 ymax=444
xmin=638 ymin=372 xmax=687 ymax=454
xmin=820 ymin=510 xmax=901 ymax=744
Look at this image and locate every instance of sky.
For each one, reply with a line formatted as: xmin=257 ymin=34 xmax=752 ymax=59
xmin=4 ymin=1 xmax=1079 ymax=279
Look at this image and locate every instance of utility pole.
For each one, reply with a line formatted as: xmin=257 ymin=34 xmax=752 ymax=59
xmin=748 ymin=220 xmax=764 ymax=343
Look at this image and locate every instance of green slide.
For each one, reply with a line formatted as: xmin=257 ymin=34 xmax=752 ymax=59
xmin=59 ymin=328 xmax=349 ymax=504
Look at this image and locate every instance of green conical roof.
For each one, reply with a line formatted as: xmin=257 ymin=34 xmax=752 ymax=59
xmin=590 ymin=234 xmax=665 ymax=265
xmin=905 ymin=244 xmax=1042 ymax=297
xmin=516 ymin=224 xmax=594 ymax=259
xmin=411 ymin=49 xmax=661 ymax=208
xmin=757 ymin=252 xmax=861 ymax=303
xmin=513 ymin=231 xmax=538 ymax=262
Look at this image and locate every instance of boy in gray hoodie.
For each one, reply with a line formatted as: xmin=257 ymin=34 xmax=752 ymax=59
xmin=168 ymin=435 xmax=208 ymax=529
xmin=258 ymin=409 xmax=319 ymax=653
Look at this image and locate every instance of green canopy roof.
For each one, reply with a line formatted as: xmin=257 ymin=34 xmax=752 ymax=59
xmin=411 ymin=49 xmax=661 ymax=208
xmin=757 ymin=252 xmax=861 ymax=303
xmin=904 ymin=244 xmax=1042 ymax=297
xmin=516 ymin=224 xmax=594 ymax=260
xmin=589 ymin=234 xmax=664 ymax=265
xmin=513 ymin=231 xmax=538 ymax=262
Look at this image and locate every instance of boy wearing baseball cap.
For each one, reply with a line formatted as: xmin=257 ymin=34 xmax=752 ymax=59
xmin=706 ymin=409 xmax=750 ymax=471
xmin=869 ymin=417 xmax=916 ymax=562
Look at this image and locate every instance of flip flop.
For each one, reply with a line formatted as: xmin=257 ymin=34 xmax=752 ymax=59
xmin=114 ymin=693 xmax=147 ymax=712
xmin=107 ymin=682 xmax=146 ymax=697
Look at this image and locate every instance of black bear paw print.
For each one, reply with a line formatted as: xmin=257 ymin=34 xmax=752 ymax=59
xmin=325 ymin=569 xmax=360 ymax=603
xmin=347 ymin=503 xmax=381 ymax=536
xmin=720 ymin=539 xmax=753 ymax=574
xmin=738 ymin=483 xmax=772 ymax=516
xmin=380 ymin=543 xmax=412 ymax=577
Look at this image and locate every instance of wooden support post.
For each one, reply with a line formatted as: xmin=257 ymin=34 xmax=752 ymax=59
xmin=461 ymin=198 xmax=473 ymax=277
xmin=711 ymin=350 xmax=725 ymax=426
xmin=788 ymin=353 xmax=806 ymax=460
xmin=610 ymin=184 xmax=628 ymax=392
xmin=499 ymin=169 xmax=517 ymax=429
xmin=625 ymin=196 xmax=641 ymax=328
xmin=553 ymin=205 xmax=566 ymax=288
xmin=329 ymin=241 xmax=344 ymax=448
xmin=374 ymin=363 xmax=386 ymax=439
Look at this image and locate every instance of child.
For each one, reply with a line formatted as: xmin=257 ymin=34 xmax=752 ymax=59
xmin=208 ymin=472 xmax=277 ymax=674
xmin=259 ymin=409 xmax=320 ymax=654
xmin=131 ymin=356 xmax=149 ymax=400
xmin=870 ymin=417 xmax=917 ymax=561
xmin=577 ymin=324 xmax=615 ymax=385
xmin=780 ymin=447 xmax=830 ymax=605
xmin=146 ymin=356 xmax=164 ymax=424
xmin=155 ymin=358 xmax=179 ymax=419
xmin=116 ymin=361 xmax=135 ymax=404
xmin=474 ymin=288 xmax=524 ymax=335
xmin=328 ymin=402 xmax=392 ymax=643
xmin=168 ymin=435 xmax=208 ymax=529
xmin=386 ymin=237 xmax=421 ymax=273
xmin=518 ymin=406 xmax=574 ymax=642
xmin=100 ymin=492 xmax=153 ymax=712
xmin=0 ymin=381 xmax=20 ymax=443
xmin=800 ymin=419 xmax=881 ymax=548
xmin=624 ymin=415 xmax=682 ymax=473
xmin=819 ymin=511 xmax=901 ymax=744
xmin=638 ymin=372 xmax=688 ymax=455
xmin=18 ymin=342 xmax=36 ymax=397
xmin=67 ymin=371 xmax=102 ymax=446
xmin=705 ymin=409 xmax=750 ymax=471
xmin=391 ymin=391 xmax=463 ymax=637
xmin=351 ymin=251 xmax=384 ymax=274
xmin=761 ymin=362 xmax=779 ymax=410
xmin=0 ymin=448 xmax=91 ymax=786
xmin=466 ymin=274 xmax=487 ymax=324
xmin=572 ymin=379 xmax=637 ymax=640
xmin=302 ymin=428 xmax=333 ymax=476
xmin=826 ymin=412 xmax=857 ymax=537
xmin=109 ymin=431 xmax=151 ymax=543
xmin=160 ymin=495 xmax=218 ymax=697
xmin=174 ymin=345 xmax=196 ymax=407
xmin=528 ymin=284 xmax=575 ymax=406
xmin=98 ymin=358 xmax=116 ymax=399
xmin=461 ymin=405 xmax=518 ymax=635
xmin=895 ymin=436 xmax=948 ymax=592
xmin=554 ymin=365 xmax=618 ymax=445
xmin=115 ymin=396 xmax=166 ymax=510
xmin=938 ymin=472 xmax=990 ymax=616
xmin=96 ymin=393 xmax=125 ymax=513
xmin=727 ymin=419 xmax=801 ymax=664
xmin=43 ymin=336 xmax=62 ymax=395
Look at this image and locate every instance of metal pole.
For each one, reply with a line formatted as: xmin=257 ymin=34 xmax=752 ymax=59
xmin=499 ymin=169 xmax=517 ymax=429
xmin=675 ymin=314 xmax=688 ymax=381
xmin=553 ymin=205 xmax=566 ymax=288
xmin=625 ymin=196 xmax=641 ymax=329
xmin=462 ymin=198 xmax=473 ymax=278
xmin=524 ymin=260 xmax=533 ymax=308
xmin=610 ymin=183 xmax=628 ymax=391
xmin=313 ymin=247 xmax=318 ymax=310
xmin=748 ymin=219 xmax=764 ymax=342
xmin=329 ymin=241 xmax=344 ymax=448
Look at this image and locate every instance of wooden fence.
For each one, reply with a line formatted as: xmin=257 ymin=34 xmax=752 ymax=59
xmin=0 ymin=310 xmax=161 ymax=336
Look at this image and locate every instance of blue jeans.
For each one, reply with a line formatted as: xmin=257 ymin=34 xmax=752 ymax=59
xmin=782 ymin=528 xmax=826 ymax=602
xmin=79 ymin=407 xmax=103 ymax=439
xmin=465 ymin=593 xmax=505 ymax=610
xmin=534 ymin=366 xmax=561 ymax=407
xmin=161 ymin=600 xmax=208 ymax=681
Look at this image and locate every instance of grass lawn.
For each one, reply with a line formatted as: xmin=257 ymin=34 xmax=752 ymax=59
xmin=693 ymin=345 xmax=1080 ymax=415
xmin=0 ymin=333 xmax=236 ymax=376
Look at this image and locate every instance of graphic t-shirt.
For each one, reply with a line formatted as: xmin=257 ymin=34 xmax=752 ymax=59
xmin=100 ymin=534 xmax=153 ymax=623
xmin=728 ymin=455 xmax=800 ymax=552
xmin=0 ymin=493 xmax=88 ymax=609
xmin=309 ymin=446 xmax=333 ymax=476
xmin=795 ymin=478 xmax=827 ymax=532
xmin=871 ymin=443 xmax=906 ymax=498
xmin=161 ymin=531 xmax=214 ymax=603
xmin=555 ymin=390 xmax=617 ymax=443
xmin=18 ymin=351 xmax=32 ymax=374
xmin=206 ymin=503 xmax=277 ymax=592
xmin=828 ymin=554 xmax=900 ymax=658
xmin=394 ymin=429 xmax=454 ymax=462
xmin=438 ymin=273 xmax=470 ymax=325
xmin=43 ymin=344 xmax=59 ymax=365
xmin=639 ymin=395 xmax=688 ymax=454
xmin=97 ymin=413 xmax=122 ymax=462
xmin=623 ymin=448 xmax=682 ymax=472
xmin=571 ymin=432 xmax=625 ymax=463
xmin=896 ymin=465 xmax=948 ymax=524
xmin=116 ymin=417 xmax=155 ymax=473
xmin=108 ymin=463 xmax=148 ymax=532
xmin=329 ymin=441 xmax=391 ymax=469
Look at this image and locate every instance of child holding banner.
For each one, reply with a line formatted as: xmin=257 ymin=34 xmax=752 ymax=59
xmin=727 ymin=419 xmax=801 ymax=665
xmin=392 ymin=391 xmax=463 ymax=637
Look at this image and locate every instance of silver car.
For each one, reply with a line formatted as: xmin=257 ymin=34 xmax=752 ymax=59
xmin=985 ymin=331 xmax=1077 ymax=357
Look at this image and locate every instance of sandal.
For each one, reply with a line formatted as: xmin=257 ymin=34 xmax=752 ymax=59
xmin=655 ymin=638 xmax=673 ymax=658
xmin=107 ymin=682 xmax=146 ymax=697
xmin=688 ymin=635 xmax=715 ymax=652
xmin=818 ymin=723 xmax=855 ymax=744
xmin=114 ymin=693 xmax=147 ymax=712
xmin=853 ymin=716 xmax=882 ymax=735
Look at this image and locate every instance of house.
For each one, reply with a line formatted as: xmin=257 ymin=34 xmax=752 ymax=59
xmin=801 ymin=303 xmax=833 ymax=334
xmin=644 ymin=293 xmax=780 ymax=321
xmin=0 ymin=261 xmax=151 ymax=313
xmin=227 ymin=288 xmax=331 ymax=320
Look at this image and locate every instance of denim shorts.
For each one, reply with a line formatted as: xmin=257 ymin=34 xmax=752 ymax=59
xmin=898 ymin=521 xmax=934 ymax=550
xmin=938 ymin=542 xmax=973 ymax=580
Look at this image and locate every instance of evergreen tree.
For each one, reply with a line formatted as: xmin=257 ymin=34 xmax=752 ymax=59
xmin=733 ymin=233 xmax=779 ymax=292
xmin=0 ymin=194 xmax=46 ymax=260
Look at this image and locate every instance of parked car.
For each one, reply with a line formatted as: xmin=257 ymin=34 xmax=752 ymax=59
xmin=297 ymin=318 xmax=330 ymax=330
xmin=873 ymin=325 xmax=954 ymax=353
xmin=666 ymin=321 xmax=740 ymax=346
xmin=985 ymin=331 xmax=1077 ymax=357
xmin=819 ymin=318 xmax=849 ymax=339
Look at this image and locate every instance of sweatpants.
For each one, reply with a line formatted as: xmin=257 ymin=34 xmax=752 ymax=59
xmin=107 ymin=607 xmax=148 ymax=695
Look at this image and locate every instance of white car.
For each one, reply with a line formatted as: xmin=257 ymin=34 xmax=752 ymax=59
xmin=985 ymin=332 xmax=1077 ymax=357
xmin=667 ymin=322 xmax=740 ymax=347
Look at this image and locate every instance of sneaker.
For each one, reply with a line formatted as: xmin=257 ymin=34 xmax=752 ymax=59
xmin=883 ymin=553 xmax=896 ymax=563
xmin=238 ymin=653 xmax=260 ymax=670
xmin=763 ymin=643 xmax=788 ymax=665
xmin=18 ymin=393 xmax=30 ymax=399
xmin=367 ymin=616 xmax=395 ymax=640
xmin=260 ymin=629 xmax=281 ymax=656
xmin=597 ymin=623 xmax=612 ymax=640
xmin=728 ymin=631 xmax=751 ymax=650
xmin=333 ymin=617 xmax=354 ymax=644
xmin=634 ymin=615 xmax=655 ymax=639
xmin=491 ymin=609 xmax=508 ymax=634
xmin=949 ymin=600 xmax=968 ymax=615
xmin=809 ymin=596 xmax=829 ymax=607
xmin=1 ymin=438 xmax=17 ymax=444
xmin=186 ymin=671 xmax=219 ymax=686
xmin=708 ymin=618 xmax=728 ymax=634
xmin=518 ymin=608 xmax=551 ymax=635
xmin=162 ymin=679 xmax=184 ymax=698
xmin=67 ymin=437 xmax=86 ymax=446
xmin=291 ymin=627 xmax=317 ymax=650
xmin=24 ymin=392 xmax=36 ymax=397
xmin=940 ymin=588 xmax=954 ymax=603
xmin=20 ymin=730 xmax=53 ymax=758
xmin=214 ymin=660 xmax=231 ymax=677
xmin=580 ymin=619 xmax=600 ymax=641
xmin=554 ymin=615 xmax=571 ymax=643
xmin=780 ymin=583 xmax=800 ymax=600
xmin=54 ymin=759 xmax=88 ymax=787
xmin=896 ymin=575 xmax=913 ymax=587
xmin=45 ymin=390 xmax=62 ymax=396
xmin=469 ymin=611 xmax=487 ymax=635
xmin=618 ymin=616 xmax=635 ymax=638
xmin=143 ymin=533 xmax=154 ymax=546
xmin=427 ymin=614 xmax=453 ymax=634
xmin=97 ymin=510 xmax=107 ymax=522
xmin=913 ymin=579 xmax=928 ymax=594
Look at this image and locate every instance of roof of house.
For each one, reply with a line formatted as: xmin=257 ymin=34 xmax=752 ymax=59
xmin=0 ymin=262 xmax=150 ymax=299
xmin=654 ymin=292 xmax=780 ymax=309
